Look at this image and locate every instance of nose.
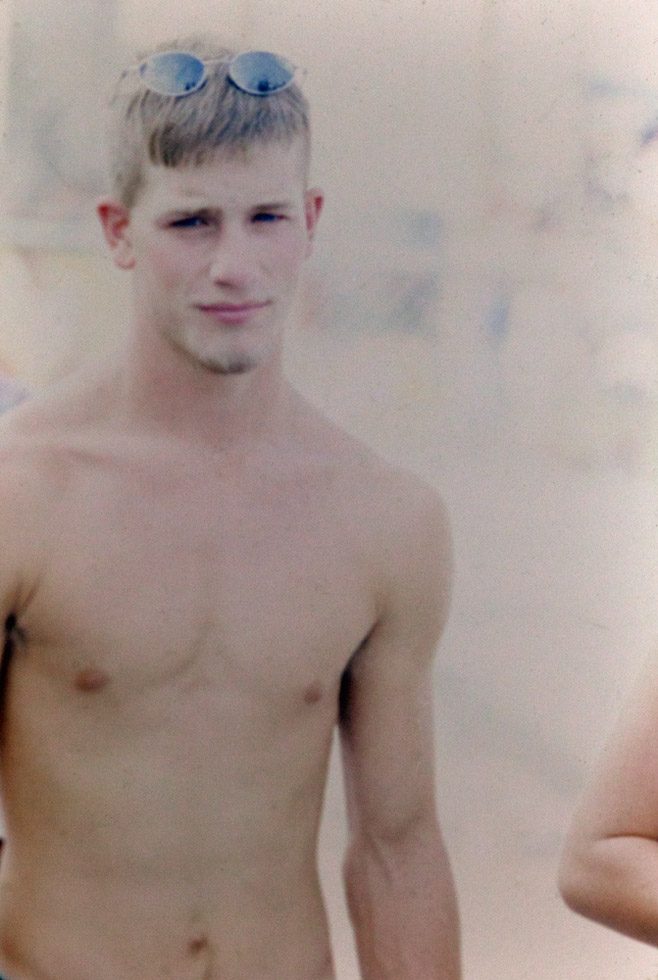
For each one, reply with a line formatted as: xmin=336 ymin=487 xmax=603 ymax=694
xmin=208 ymin=225 xmax=258 ymax=291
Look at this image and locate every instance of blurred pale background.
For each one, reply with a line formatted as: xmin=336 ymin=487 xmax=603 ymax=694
xmin=2 ymin=1 xmax=658 ymax=977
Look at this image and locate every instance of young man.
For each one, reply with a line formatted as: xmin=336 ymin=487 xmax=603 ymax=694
xmin=559 ymin=652 xmax=658 ymax=947
xmin=0 ymin=37 xmax=461 ymax=979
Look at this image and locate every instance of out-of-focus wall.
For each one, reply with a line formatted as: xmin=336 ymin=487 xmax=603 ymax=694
xmin=475 ymin=0 xmax=658 ymax=469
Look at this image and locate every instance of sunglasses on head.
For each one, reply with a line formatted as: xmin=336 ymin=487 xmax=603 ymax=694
xmin=126 ymin=49 xmax=301 ymax=98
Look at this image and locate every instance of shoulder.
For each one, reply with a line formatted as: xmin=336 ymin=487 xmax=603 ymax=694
xmin=293 ymin=392 xmax=449 ymax=527
xmin=0 ymin=373 xmax=120 ymax=612
xmin=0 ymin=415 xmax=69 ymax=526
xmin=329 ymin=423 xmax=451 ymax=562
xmin=0 ymin=407 xmax=65 ymax=617
xmin=292 ymin=395 xmax=452 ymax=608
xmin=0 ymin=366 xmax=114 ymax=498
xmin=374 ymin=464 xmax=452 ymax=620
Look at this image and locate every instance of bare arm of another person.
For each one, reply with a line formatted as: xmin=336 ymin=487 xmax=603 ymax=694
xmin=559 ymin=652 xmax=658 ymax=946
xmin=340 ymin=477 xmax=461 ymax=979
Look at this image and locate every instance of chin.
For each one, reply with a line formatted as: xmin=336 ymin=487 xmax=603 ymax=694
xmin=166 ymin=317 xmax=285 ymax=376
xmin=193 ymin=340 xmax=270 ymax=375
xmin=202 ymin=354 xmax=260 ymax=375
xmin=169 ymin=335 xmax=265 ymax=376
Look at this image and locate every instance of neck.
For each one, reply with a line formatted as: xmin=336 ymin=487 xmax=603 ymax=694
xmin=115 ymin=328 xmax=294 ymax=454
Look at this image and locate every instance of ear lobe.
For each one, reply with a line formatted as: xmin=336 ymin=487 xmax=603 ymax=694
xmin=304 ymin=188 xmax=324 ymax=257
xmin=97 ymin=198 xmax=135 ymax=270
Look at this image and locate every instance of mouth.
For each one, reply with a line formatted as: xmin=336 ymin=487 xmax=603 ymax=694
xmin=195 ymin=301 xmax=271 ymax=326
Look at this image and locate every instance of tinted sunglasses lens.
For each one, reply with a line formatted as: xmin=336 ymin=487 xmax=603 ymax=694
xmin=140 ymin=52 xmax=206 ymax=95
xmin=229 ymin=51 xmax=294 ymax=95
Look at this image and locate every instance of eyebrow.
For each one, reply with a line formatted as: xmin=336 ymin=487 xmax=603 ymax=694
xmin=161 ymin=206 xmax=215 ymax=217
xmin=251 ymin=201 xmax=295 ymax=211
xmin=161 ymin=201 xmax=296 ymax=217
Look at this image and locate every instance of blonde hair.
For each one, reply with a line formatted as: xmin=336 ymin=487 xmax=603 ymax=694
xmin=108 ymin=35 xmax=310 ymax=207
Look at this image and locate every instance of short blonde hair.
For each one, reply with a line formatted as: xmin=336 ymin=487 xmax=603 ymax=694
xmin=108 ymin=35 xmax=310 ymax=207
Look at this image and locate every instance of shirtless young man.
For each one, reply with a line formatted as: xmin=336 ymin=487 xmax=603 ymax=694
xmin=559 ymin=652 xmax=658 ymax=948
xmin=0 ymin=37 xmax=461 ymax=980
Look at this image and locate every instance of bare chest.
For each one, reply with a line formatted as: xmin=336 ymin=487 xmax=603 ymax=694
xmin=16 ymin=471 xmax=376 ymax=722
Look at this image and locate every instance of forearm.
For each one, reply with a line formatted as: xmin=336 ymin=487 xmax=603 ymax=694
xmin=560 ymin=833 xmax=658 ymax=946
xmin=343 ymin=822 xmax=461 ymax=979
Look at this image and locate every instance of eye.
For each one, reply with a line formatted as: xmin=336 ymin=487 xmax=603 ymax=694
xmin=169 ymin=215 xmax=211 ymax=229
xmin=252 ymin=212 xmax=286 ymax=224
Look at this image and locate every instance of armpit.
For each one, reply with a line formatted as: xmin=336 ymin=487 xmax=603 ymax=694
xmin=338 ymin=667 xmax=353 ymax=726
xmin=1 ymin=613 xmax=24 ymax=714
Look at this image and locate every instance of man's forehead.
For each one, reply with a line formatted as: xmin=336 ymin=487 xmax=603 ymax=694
xmin=140 ymin=141 xmax=308 ymax=206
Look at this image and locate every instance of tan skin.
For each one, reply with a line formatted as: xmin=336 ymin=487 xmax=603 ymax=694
xmin=560 ymin=652 xmax=658 ymax=947
xmin=0 ymin=139 xmax=460 ymax=980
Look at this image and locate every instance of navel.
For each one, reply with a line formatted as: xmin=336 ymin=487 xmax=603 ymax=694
xmin=74 ymin=668 xmax=111 ymax=693
xmin=185 ymin=927 xmax=215 ymax=977
xmin=185 ymin=910 xmax=214 ymax=967
xmin=187 ymin=933 xmax=210 ymax=956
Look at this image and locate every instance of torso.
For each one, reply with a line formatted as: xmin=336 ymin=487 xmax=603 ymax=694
xmin=0 ymin=380 xmax=387 ymax=980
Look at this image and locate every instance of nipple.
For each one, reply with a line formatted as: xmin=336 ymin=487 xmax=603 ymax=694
xmin=303 ymin=681 xmax=323 ymax=706
xmin=74 ymin=668 xmax=110 ymax=693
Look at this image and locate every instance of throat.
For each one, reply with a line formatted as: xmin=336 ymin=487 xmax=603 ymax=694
xmin=122 ymin=343 xmax=293 ymax=454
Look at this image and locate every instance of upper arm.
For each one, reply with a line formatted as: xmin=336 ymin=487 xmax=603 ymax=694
xmin=567 ymin=652 xmax=658 ymax=846
xmin=339 ymin=477 xmax=453 ymax=839
xmin=0 ymin=449 xmax=40 ymax=627
xmin=0 ymin=482 xmax=21 ymax=626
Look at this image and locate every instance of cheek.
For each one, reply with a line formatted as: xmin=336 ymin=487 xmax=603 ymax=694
xmin=143 ymin=244 xmax=200 ymax=289
xmin=267 ymin=234 xmax=308 ymax=279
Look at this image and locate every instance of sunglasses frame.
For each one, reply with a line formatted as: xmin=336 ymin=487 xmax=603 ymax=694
xmin=128 ymin=49 xmax=301 ymax=98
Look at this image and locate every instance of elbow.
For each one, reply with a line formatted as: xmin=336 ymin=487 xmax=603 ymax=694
xmin=343 ymin=809 xmax=452 ymax=892
xmin=557 ymin=845 xmax=590 ymax=916
xmin=560 ymin=820 xmax=658 ymax=946
xmin=558 ymin=834 xmax=614 ymax=924
xmin=347 ymin=806 xmax=445 ymax=859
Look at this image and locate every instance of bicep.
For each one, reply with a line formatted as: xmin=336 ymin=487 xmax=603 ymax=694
xmin=0 ymin=459 xmax=39 ymax=668
xmin=340 ymin=633 xmax=438 ymax=838
xmin=340 ymin=486 xmax=452 ymax=837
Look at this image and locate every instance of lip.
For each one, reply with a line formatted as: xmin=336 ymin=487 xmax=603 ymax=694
xmin=195 ymin=301 xmax=271 ymax=326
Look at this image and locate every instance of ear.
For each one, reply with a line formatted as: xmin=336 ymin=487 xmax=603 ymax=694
xmin=96 ymin=197 xmax=135 ymax=270
xmin=304 ymin=188 xmax=324 ymax=257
